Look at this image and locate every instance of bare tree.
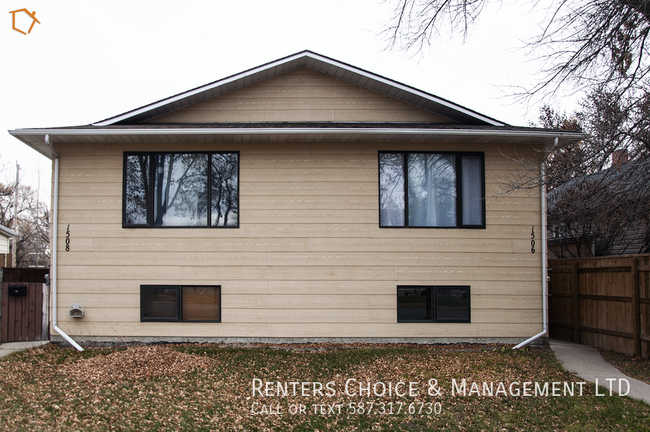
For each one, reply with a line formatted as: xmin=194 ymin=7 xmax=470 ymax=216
xmin=534 ymin=105 xmax=589 ymax=190
xmin=383 ymin=1 xmax=650 ymax=97
xmin=540 ymin=92 xmax=650 ymax=257
xmin=384 ymin=0 xmax=488 ymax=51
xmin=382 ymin=1 xmax=650 ymax=256
xmin=0 ymin=182 xmax=50 ymax=267
xmin=384 ymin=1 xmax=650 ymax=168
xmin=15 ymin=204 xmax=50 ymax=267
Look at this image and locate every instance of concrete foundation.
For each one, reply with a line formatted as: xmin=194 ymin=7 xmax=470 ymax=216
xmin=50 ymin=335 xmax=548 ymax=348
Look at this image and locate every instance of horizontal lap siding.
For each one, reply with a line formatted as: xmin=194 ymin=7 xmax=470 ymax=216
xmin=144 ymin=68 xmax=449 ymax=124
xmin=0 ymin=236 xmax=10 ymax=254
xmin=53 ymin=141 xmax=543 ymax=338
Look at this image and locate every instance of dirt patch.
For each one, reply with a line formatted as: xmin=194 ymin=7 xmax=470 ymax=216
xmin=62 ymin=345 xmax=213 ymax=383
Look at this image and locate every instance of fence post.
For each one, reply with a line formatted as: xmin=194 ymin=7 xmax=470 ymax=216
xmin=632 ymin=258 xmax=641 ymax=356
xmin=41 ymin=283 xmax=49 ymax=341
xmin=572 ymin=261 xmax=580 ymax=344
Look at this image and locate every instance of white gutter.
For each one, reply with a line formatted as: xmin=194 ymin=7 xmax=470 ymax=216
xmin=46 ymin=134 xmax=84 ymax=351
xmin=513 ymin=137 xmax=554 ymax=349
xmin=13 ymin=127 xmax=584 ymax=140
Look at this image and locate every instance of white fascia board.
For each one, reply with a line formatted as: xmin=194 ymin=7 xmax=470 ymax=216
xmin=0 ymin=224 xmax=19 ymax=238
xmin=10 ymin=127 xmax=583 ymax=140
xmin=92 ymin=51 xmax=505 ymax=127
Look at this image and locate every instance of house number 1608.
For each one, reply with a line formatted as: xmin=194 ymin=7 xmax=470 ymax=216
xmin=65 ymin=225 xmax=70 ymax=252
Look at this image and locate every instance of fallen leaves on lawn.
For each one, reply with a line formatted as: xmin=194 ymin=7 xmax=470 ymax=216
xmin=598 ymin=349 xmax=650 ymax=385
xmin=61 ymin=345 xmax=214 ymax=383
xmin=2 ymin=343 xmax=649 ymax=431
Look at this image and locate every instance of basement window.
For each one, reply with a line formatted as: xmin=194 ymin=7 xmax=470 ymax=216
xmin=397 ymin=286 xmax=470 ymax=323
xmin=141 ymin=285 xmax=221 ymax=322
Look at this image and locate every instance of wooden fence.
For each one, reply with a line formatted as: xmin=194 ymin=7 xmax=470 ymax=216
xmin=1 ymin=283 xmax=47 ymax=342
xmin=1 ymin=267 xmax=49 ymax=284
xmin=0 ymin=268 xmax=50 ymax=342
xmin=548 ymin=254 xmax=650 ymax=358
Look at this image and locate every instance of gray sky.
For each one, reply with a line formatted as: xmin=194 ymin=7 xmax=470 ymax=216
xmin=1 ymin=0 xmax=579 ymax=199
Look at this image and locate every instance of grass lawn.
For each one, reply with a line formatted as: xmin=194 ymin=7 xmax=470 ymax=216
xmin=598 ymin=349 xmax=650 ymax=385
xmin=1 ymin=343 xmax=649 ymax=431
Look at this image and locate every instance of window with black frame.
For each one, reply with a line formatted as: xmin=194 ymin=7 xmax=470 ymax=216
xmin=379 ymin=152 xmax=484 ymax=228
xmin=123 ymin=152 xmax=239 ymax=228
xmin=397 ymin=286 xmax=470 ymax=323
xmin=141 ymin=285 xmax=221 ymax=322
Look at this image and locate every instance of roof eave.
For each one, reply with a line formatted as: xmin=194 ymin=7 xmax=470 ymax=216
xmin=9 ymin=127 xmax=586 ymax=160
xmin=0 ymin=224 xmax=19 ymax=238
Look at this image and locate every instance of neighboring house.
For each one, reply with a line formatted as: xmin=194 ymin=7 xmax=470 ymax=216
xmin=0 ymin=224 xmax=18 ymax=267
xmin=9 ymin=51 xmax=584 ymax=345
xmin=547 ymin=152 xmax=650 ymax=259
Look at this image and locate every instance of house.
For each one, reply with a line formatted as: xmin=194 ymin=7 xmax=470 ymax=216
xmin=9 ymin=51 xmax=584 ymax=347
xmin=547 ymin=150 xmax=650 ymax=258
xmin=0 ymin=224 xmax=18 ymax=267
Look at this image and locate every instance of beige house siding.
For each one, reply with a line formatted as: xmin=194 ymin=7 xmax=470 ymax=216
xmin=145 ymin=68 xmax=451 ymax=124
xmin=53 ymin=140 xmax=543 ymax=339
xmin=0 ymin=235 xmax=9 ymax=254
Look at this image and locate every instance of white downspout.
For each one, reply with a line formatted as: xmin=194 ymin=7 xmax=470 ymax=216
xmin=46 ymin=134 xmax=84 ymax=351
xmin=513 ymin=137 xmax=554 ymax=349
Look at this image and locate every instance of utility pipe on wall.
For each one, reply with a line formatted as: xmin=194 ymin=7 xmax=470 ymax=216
xmin=513 ymin=137 xmax=555 ymax=349
xmin=46 ymin=134 xmax=83 ymax=351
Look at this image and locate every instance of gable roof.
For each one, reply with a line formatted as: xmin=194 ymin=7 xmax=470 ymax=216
xmin=8 ymin=50 xmax=587 ymax=159
xmin=94 ymin=50 xmax=505 ymax=127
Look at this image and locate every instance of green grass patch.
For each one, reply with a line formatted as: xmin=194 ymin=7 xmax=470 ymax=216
xmin=0 ymin=344 xmax=648 ymax=431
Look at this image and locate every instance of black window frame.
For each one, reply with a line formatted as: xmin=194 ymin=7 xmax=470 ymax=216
xmin=140 ymin=285 xmax=222 ymax=323
xmin=378 ymin=151 xmax=485 ymax=229
xmin=123 ymin=151 xmax=240 ymax=228
xmin=396 ymin=285 xmax=471 ymax=323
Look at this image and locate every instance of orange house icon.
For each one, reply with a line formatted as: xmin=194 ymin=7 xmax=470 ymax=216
xmin=9 ymin=8 xmax=40 ymax=35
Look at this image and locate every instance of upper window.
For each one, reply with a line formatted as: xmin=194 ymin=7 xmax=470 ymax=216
xmin=379 ymin=152 xmax=485 ymax=228
xmin=123 ymin=152 xmax=239 ymax=228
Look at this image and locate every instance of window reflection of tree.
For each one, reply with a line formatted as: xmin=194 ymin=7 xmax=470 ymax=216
xmin=408 ymin=154 xmax=456 ymax=227
xmin=379 ymin=153 xmax=405 ymax=226
xmin=124 ymin=152 xmax=239 ymax=227
xmin=211 ymin=153 xmax=238 ymax=227
xmin=125 ymin=155 xmax=149 ymax=225
xmin=154 ymin=154 xmax=207 ymax=227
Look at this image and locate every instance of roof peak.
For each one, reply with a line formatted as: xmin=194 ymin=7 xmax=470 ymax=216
xmin=92 ymin=50 xmax=506 ymax=127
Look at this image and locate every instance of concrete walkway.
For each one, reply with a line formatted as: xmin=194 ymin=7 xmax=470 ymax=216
xmin=0 ymin=341 xmax=49 ymax=358
xmin=549 ymin=339 xmax=650 ymax=405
